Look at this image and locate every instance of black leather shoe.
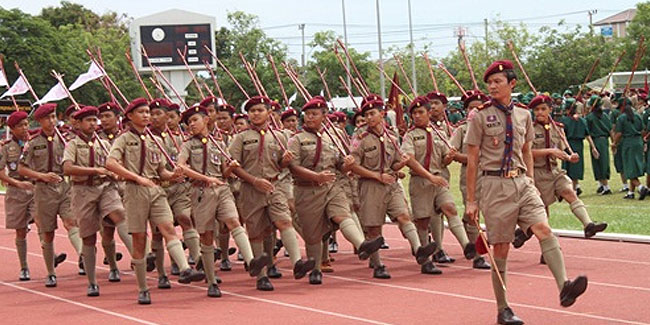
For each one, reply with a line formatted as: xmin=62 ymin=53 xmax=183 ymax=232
xmin=576 ymin=187 xmax=583 ymax=197
xmin=158 ymin=275 xmax=171 ymax=289
xmin=473 ymin=256 xmax=491 ymax=270
xmin=215 ymin=274 xmax=222 ymax=284
xmin=639 ymin=187 xmax=648 ymax=200
xmin=373 ymin=265 xmax=391 ymax=279
xmin=54 ymin=253 xmax=67 ymax=268
xmin=433 ymin=250 xmax=455 ymax=263
xmin=293 ymin=258 xmax=316 ymax=280
xmin=624 ymin=193 xmax=635 ymax=199
xmin=146 ymin=253 xmax=156 ymax=272
xmin=87 ymin=284 xmax=100 ymax=297
xmin=207 ymin=283 xmax=222 ymax=297
xmin=248 ymin=254 xmax=271 ymax=277
xmin=600 ymin=189 xmax=612 ymax=195
xmin=309 ymin=270 xmax=323 ymax=285
xmin=273 ymin=239 xmax=283 ymax=257
xmin=328 ymin=241 xmax=339 ymax=253
xmin=512 ymin=228 xmax=531 ymax=249
xmin=357 ymin=237 xmax=384 ymax=260
xmin=256 ymin=276 xmax=274 ymax=291
xmin=420 ymin=261 xmax=442 ymax=275
xmin=78 ymin=255 xmax=85 ymax=275
xmin=19 ymin=268 xmax=30 ymax=281
xmin=497 ymin=307 xmax=524 ymax=325
xmin=596 ymin=185 xmax=604 ymax=194
xmin=138 ymin=290 xmax=151 ymax=305
xmin=380 ymin=242 xmax=389 ymax=249
xmin=178 ymin=268 xmax=205 ymax=284
xmin=268 ymin=265 xmax=283 ymax=278
xmin=415 ymin=241 xmax=437 ymax=265
xmin=103 ymin=252 xmax=123 ymax=265
xmin=584 ymin=222 xmax=608 ymax=238
xmin=108 ymin=269 xmax=121 ymax=282
xmin=560 ymin=275 xmax=588 ymax=307
xmin=463 ymin=243 xmax=477 ymax=260
xmin=220 ymin=258 xmax=232 ymax=271
xmin=170 ymin=263 xmax=180 ymax=276
xmin=45 ymin=274 xmax=57 ymax=287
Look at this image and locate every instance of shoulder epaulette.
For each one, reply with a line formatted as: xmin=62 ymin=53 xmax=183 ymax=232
xmin=455 ymin=119 xmax=467 ymax=126
xmin=552 ymin=120 xmax=564 ymax=128
xmin=2 ymin=138 xmax=12 ymax=145
xmin=476 ymin=100 xmax=492 ymax=111
xmin=358 ymin=131 xmax=369 ymax=139
xmin=515 ymin=102 xmax=528 ymax=109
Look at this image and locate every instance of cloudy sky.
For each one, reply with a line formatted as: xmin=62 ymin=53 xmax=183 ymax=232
xmin=1 ymin=0 xmax=640 ymax=61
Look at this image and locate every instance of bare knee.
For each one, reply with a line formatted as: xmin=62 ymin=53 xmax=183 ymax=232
xmin=414 ymin=218 xmax=429 ymax=231
xmin=493 ymin=243 xmax=510 ymax=259
xmin=131 ymin=233 xmax=147 ymax=258
xmin=395 ymin=213 xmax=411 ymax=225
xmin=224 ymin=218 xmax=241 ymax=230
xmin=82 ymin=234 xmax=97 ymax=246
xmin=365 ymin=226 xmax=382 ymax=239
xmin=441 ymin=203 xmax=457 ymax=217
xmin=273 ymin=219 xmax=292 ymax=230
xmin=15 ymin=228 xmax=27 ymax=239
xmin=175 ymin=215 xmax=193 ymax=230
xmin=200 ymin=231 xmax=214 ymax=246
xmin=530 ymin=222 xmax=553 ymax=240
xmin=107 ymin=208 xmax=125 ymax=224
xmin=63 ymin=218 xmax=78 ymax=229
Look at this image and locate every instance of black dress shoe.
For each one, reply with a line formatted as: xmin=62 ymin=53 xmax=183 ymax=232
xmin=268 ymin=265 xmax=283 ymax=278
xmin=497 ymin=307 xmax=524 ymax=325
xmin=596 ymin=185 xmax=604 ymax=194
xmin=54 ymin=253 xmax=67 ymax=268
xmin=415 ymin=241 xmax=437 ymax=265
xmin=472 ymin=256 xmax=491 ymax=270
xmin=19 ymin=268 xmax=30 ymax=281
xmin=463 ymin=243 xmax=477 ymax=260
xmin=146 ymin=253 xmax=156 ymax=272
xmin=433 ymin=250 xmax=455 ymax=263
xmin=207 ymin=283 xmax=222 ymax=297
xmin=45 ymin=274 xmax=57 ymax=287
xmin=256 ymin=276 xmax=274 ymax=291
xmin=293 ymin=258 xmax=316 ymax=280
xmin=600 ymin=189 xmax=612 ymax=195
xmin=309 ymin=270 xmax=323 ymax=285
xmin=215 ymin=274 xmax=222 ymax=284
xmin=373 ymin=265 xmax=391 ymax=279
xmin=421 ymin=261 xmax=442 ymax=275
xmin=138 ymin=290 xmax=151 ymax=305
xmin=248 ymin=254 xmax=271 ymax=277
xmin=380 ymin=242 xmax=389 ymax=249
xmin=560 ymin=275 xmax=588 ymax=307
xmin=87 ymin=284 xmax=100 ymax=297
xmin=620 ymin=186 xmax=629 ymax=193
xmin=158 ymin=275 xmax=171 ymax=289
xmin=273 ymin=239 xmax=283 ymax=257
xmin=328 ymin=241 xmax=339 ymax=253
xmin=357 ymin=237 xmax=384 ymax=260
xmin=170 ymin=263 xmax=180 ymax=276
xmin=108 ymin=269 xmax=121 ymax=282
xmin=103 ymin=252 xmax=123 ymax=265
xmin=227 ymin=247 xmax=237 ymax=256
xmin=220 ymin=258 xmax=232 ymax=271
xmin=584 ymin=222 xmax=608 ymax=238
xmin=512 ymin=228 xmax=531 ymax=249
xmin=624 ymin=193 xmax=635 ymax=199
xmin=78 ymin=255 xmax=85 ymax=275
xmin=178 ymin=268 xmax=205 ymax=284
xmin=639 ymin=187 xmax=648 ymax=200
xmin=576 ymin=187 xmax=583 ymax=197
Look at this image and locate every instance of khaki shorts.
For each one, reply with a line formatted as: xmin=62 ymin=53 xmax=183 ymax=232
xmin=534 ymin=168 xmax=573 ymax=207
xmin=72 ymin=182 xmax=124 ymax=238
xmin=478 ymin=175 xmax=546 ymax=244
xmin=124 ymin=182 xmax=173 ymax=233
xmin=4 ymin=185 xmax=34 ymax=229
xmin=276 ymin=175 xmax=294 ymax=201
xmin=191 ymin=185 xmax=238 ymax=234
xmin=34 ymin=181 xmax=72 ymax=233
xmin=164 ymin=182 xmax=192 ymax=218
xmin=409 ymin=176 xmax=455 ymax=221
xmin=238 ymin=182 xmax=291 ymax=240
xmin=358 ymin=179 xmax=409 ymax=227
xmin=295 ymin=183 xmax=350 ymax=244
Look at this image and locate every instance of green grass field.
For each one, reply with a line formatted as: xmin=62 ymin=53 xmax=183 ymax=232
xmin=401 ymin=146 xmax=650 ymax=236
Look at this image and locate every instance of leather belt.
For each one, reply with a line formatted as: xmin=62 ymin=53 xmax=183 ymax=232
xmin=482 ymin=169 xmax=522 ymax=178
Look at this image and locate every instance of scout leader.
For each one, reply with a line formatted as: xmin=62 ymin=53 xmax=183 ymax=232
xmin=62 ymin=106 xmax=134 ymax=297
xmin=149 ymin=98 xmax=199 ymax=288
xmin=18 ymin=103 xmax=84 ymax=287
xmin=449 ymin=90 xmax=492 ymax=270
xmin=106 ymin=98 xmax=205 ymax=305
xmin=512 ymin=96 xmax=607 ymax=255
xmin=401 ymin=95 xmax=477 ymax=276
xmin=177 ymin=104 xmax=271 ymax=297
xmin=285 ymin=96 xmax=384 ymax=285
xmin=349 ymin=94 xmax=437 ymax=279
xmin=228 ymin=95 xmax=315 ymax=291
xmin=465 ymin=60 xmax=588 ymax=325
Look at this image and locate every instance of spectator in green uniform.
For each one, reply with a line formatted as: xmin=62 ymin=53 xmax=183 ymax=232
xmin=585 ymin=95 xmax=612 ymax=195
xmin=613 ymin=98 xmax=644 ymax=199
xmin=559 ymin=99 xmax=598 ymax=196
xmin=609 ymin=97 xmax=629 ymax=192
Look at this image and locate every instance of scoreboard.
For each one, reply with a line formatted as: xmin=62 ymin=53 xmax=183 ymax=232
xmin=140 ymin=24 xmax=213 ymax=68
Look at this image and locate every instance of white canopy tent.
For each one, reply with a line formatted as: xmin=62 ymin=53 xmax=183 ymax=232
xmin=586 ymin=70 xmax=650 ymax=92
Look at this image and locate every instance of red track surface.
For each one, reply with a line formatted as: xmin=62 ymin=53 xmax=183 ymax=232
xmin=0 ymin=197 xmax=648 ymax=324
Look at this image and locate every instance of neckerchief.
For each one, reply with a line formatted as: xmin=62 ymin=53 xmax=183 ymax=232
xmin=304 ymin=127 xmax=323 ymax=169
xmin=250 ymin=124 xmax=268 ymax=160
xmin=130 ymin=129 xmax=147 ymax=175
xmin=495 ymin=102 xmax=514 ymax=174
xmin=368 ymin=128 xmax=385 ymax=172
xmin=416 ymin=125 xmax=434 ymax=171
xmin=535 ymin=120 xmax=552 ymax=171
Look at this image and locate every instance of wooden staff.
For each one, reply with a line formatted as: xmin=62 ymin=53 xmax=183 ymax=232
xmin=597 ymin=50 xmax=626 ymax=97
xmin=125 ymin=51 xmax=153 ymax=101
xmin=204 ymin=45 xmax=250 ymax=99
xmin=333 ymin=45 xmax=368 ymax=97
xmin=203 ymin=59 xmax=225 ymax=100
xmin=459 ymin=40 xmax=479 ymax=90
xmin=281 ymin=62 xmax=310 ymax=100
xmin=393 ymin=54 xmax=417 ymax=96
xmin=239 ymin=52 xmax=264 ymax=97
xmin=339 ymin=76 xmax=360 ymax=110
xmin=267 ymin=54 xmax=289 ymax=106
xmin=309 ymin=67 xmax=351 ymax=154
xmin=473 ymin=218 xmax=506 ymax=291
xmin=548 ymin=117 xmax=574 ymax=155
xmin=437 ymin=63 xmax=468 ymax=97
xmin=177 ymin=47 xmax=205 ymax=99
xmin=422 ymin=52 xmax=439 ymax=92
xmin=337 ymin=39 xmax=370 ymax=94
xmin=428 ymin=122 xmax=453 ymax=149
xmin=375 ymin=65 xmax=413 ymax=101
xmin=506 ymin=40 xmax=537 ymax=94
xmin=625 ymin=37 xmax=646 ymax=95
xmin=248 ymin=60 xmax=268 ymax=97
xmin=316 ymin=67 xmax=333 ymax=100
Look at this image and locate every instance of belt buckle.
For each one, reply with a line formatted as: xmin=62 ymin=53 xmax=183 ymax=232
xmin=506 ymin=169 xmax=519 ymax=178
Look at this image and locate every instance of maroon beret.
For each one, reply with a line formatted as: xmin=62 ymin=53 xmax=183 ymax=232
xmin=33 ymin=103 xmax=57 ymax=120
xmin=244 ymin=95 xmax=272 ymax=112
xmin=6 ymin=111 xmax=28 ymax=128
xmin=234 ymin=113 xmax=248 ymax=121
xmin=462 ymin=90 xmax=488 ymax=108
xmin=408 ymin=96 xmax=430 ymax=113
xmin=216 ymin=103 xmax=235 ymax=115
xmin=124 ymin=97 xmax=149 ymax=116
xmin=65 ymin=104 xmax=79 ymax=118
xmin=270 ymin=100 xmax=283 ymax=111
xmin=149 ymin=98 xmax=171 ymax=111
xmin=483 ymin=60 xmax=514 ymax=82
xmin=360 ymin=98 xmax=384 ymax=115
xmin=360 ymin=94 xmax=383 ymax=108
xmin=281 ymin=108 xmax=298 ymax=121
xmin=528 ymin=95 xmax=553 ymax=109
xmin=199 ymin=96 xmax=219 ymax=108
xmin=425 ymin=91 xmax=448 ymax=104
xmin=333 ymin=111 xmax=347 ymax=122
xmin=302 ymin=96 xmax=328 ymax=112
xmin=98 ymin=102 xmax=121 ymax=115
xmin=181 ymin=104 xmax=208 ymax=124
xmin=168 ymin=103 xmax=180 ymax=113
xmin=72 ymin=105 xmax=99 ymax=120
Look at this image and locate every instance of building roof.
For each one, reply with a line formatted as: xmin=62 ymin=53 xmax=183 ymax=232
xmin=594 ymin=9 xmax=636 ymax=26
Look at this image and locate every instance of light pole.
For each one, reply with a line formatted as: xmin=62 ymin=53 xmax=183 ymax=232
xmin=376 ymin=0 xmax=385 ymax=98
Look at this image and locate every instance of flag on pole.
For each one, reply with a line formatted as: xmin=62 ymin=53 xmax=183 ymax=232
xmin=288 ymin=92 xmax=297 ymax=105
xmin=69 ymin=61 xmax=106 ymax=91
xmin=33 ymin=82 xmax=68 ymax=106
xmin=0 ymin=76 xmax=30 ymax=99
xmin=388 ymin=72 xmax=406 ymax=134
xmin=0 ymin=67 xmax=8 ymax=88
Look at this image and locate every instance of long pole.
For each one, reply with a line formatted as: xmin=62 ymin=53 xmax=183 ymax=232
xmin=339 ymin=76 xmax=360 ymax=110
xmin=506 ymin=40 xmax=537 ymax=94
xmin=375 ymin=0 xmax=385 ymax=99
xmin=459 ymin=40 xmax=479 ymax=90
xmin=438 ymin=63 xmax=468 ymax=97
xmin=203 ymin=60 xmax=225 ymax=100
xmin=204 ymin=45 xmax=250 ymax=99
xmin=393 ymin=54 xmax=417 ymax=96
xmin=267 ymin=55 xmax=289 ymax=106
xmin=177 ymin=47 xmax=205 ymax=99
xmin=0 ymin=58 xmax=20 ymax=111
xmin=422 ymin=53 xmax=439 ymax=92
xmin=341 ymin=0 xmax=351 ymax=90
xmin=407 ymin=0 xmax=417 ymax=94
xmin=337 ymin=39 xmax=370 ymax=94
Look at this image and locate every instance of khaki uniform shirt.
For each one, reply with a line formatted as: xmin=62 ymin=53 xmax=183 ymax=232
xmin=0 ymin=137 xmax=26 ymax=180
xmin=20 ymin=131 xmax=66 ymax=175
xmin=108 ymin=130 xmax=166 ymax=179
xmin=63 ymin=133 xmax=111 ymax=183
xmin=401 ymin=126 xmax=449 ymax=176
xmin=228 ymin=126 xmax=288 ymax=180
xmin=178 ymin=136 xmax=228 ymax=180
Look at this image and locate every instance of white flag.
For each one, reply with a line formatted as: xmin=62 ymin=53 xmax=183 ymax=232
xmin=33 ymin=82 xmax=68 ymax=106
xmin=0 ymin=76 xmax=29 ymax=99
xmin=0 ymin=69 xmax=7 ymax=88
xmin=69 ymin=61 xmax=105 ymax=91
xmin=288 ymin=92 xmax=297 ymax=105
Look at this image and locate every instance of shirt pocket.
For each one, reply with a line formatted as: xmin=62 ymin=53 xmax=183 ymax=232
xmin=484 ymin=126 xmax=504 ymax=148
